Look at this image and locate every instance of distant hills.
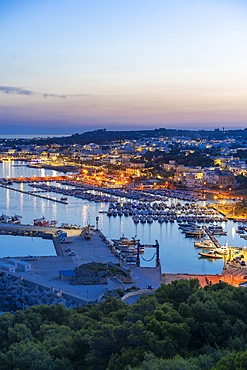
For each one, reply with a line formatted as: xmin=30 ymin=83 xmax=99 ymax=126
xmin=2 ymin=127 xmax=247 ymax=145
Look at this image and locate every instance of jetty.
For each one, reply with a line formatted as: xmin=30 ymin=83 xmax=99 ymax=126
xmin=203 ymin=226 xmax=222 ymax=248
xmin=0 ymin=184 xmax=68 ymax=204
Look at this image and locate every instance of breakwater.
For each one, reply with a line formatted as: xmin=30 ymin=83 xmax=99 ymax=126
xmin=0 ymin=224 xmax=56 ymax=237
xmin=0 ymin=273 xmax=87 ymax=312
xmin=0 ymin=184 xmax=68 ymax=204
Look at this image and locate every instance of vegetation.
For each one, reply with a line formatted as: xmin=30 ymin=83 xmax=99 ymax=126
xmin=216 ymin=200 xmax=247 ymax=219
xmin=1 ymin=280 xmax=247 ymax=369
xmin=71 ymin=262 xmax=132 ymax=285
xmin=236 ymin=174 xmax=247 ymax=189
xmin=143 ymin=149 xmax=214 ymax=168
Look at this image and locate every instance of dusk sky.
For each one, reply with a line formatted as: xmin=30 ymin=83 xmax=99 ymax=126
xmin=1 ymin=0 xmax=247 ymax=134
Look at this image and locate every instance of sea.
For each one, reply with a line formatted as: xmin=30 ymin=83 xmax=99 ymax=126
xmin=0 ymin=160 xmax=245 ymax=275
xmin=0 ymin=134 xmax=67 ymax=139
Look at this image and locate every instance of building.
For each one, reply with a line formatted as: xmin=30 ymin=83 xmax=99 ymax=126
xmin=218 ymin=171 xmax=236 ymax=189
xmin=58 ymin=270 xmax=76 ymax=281
xmin=8 ymin=259 xmax=31 ymax=272
xmin=0 ymin=263 xmax=16 ymax=273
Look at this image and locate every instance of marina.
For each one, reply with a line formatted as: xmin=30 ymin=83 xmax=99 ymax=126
xmin=0 ymin=160 xmax=246 ymax=275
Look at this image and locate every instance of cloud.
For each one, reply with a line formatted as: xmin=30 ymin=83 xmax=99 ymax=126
xmin=0 ymin=86 xmax=87 ymax=99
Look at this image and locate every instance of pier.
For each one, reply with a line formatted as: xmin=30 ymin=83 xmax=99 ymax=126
xmin=0 ymin=184 xmax=68 ymax=204
xmin=0 ymin=175 xmax=69 ymax=183
xmin=203 ymin=226 xmax=222 ymax=248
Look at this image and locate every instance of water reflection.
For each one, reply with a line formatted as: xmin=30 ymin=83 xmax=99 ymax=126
xmin=20 ymin=192 xmax=24 ymax=212
xmin=6 ymin=188 xmax=10 ymax=211
xmin=120 ymin=217 xmax=124 ymax=236
xmin=232 ymin=227 xmax=236 ymax=245
xmin=81 ymin=205 xmax=88 ymax=225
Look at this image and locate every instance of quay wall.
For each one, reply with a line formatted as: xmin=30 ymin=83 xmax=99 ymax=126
xmin=52 ymin=236 xmax=64 ymax=257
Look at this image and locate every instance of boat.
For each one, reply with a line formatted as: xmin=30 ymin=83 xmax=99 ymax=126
xmin=11 ymin=214 xmax=22 ymax=224
xmin=1 ymin=179 xmax=13 ymax=185
xmin=178 ymin=222 xmax=198 ymax=230
xmin=198 ymin=251 xmax=223 ymax=259
xmin=33 ymin=216 xmax=50 ymax=227
xmin=0 ymin=213 xmax=22 ymax=224
xmin=111 ymin=235 xmax=139 ymax=246
xmin=60 ymin=197 xmax=68 ymax=201
xmin=158 ymin=217 xmax=164 ymax=223
xmin=185 ymin=230 xmax=205 ymax=238
xmin=132 ymin=216 xmax=139 ymax=224
xmin=49 ymin=220 xmax=58 ymax=227
xmin=213 ymin=246 xmax=229 ymax=255
xmin=140 ymin=216 xmax=146 ymax=223
xmin=211 ymin=230 xmax=227 ymax=236
xmin=194 ymin=239 xmax=215 ymax=249
xmin=236 ymin=225 xmax=245 ymax=234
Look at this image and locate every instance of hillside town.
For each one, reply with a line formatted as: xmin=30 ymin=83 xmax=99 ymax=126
xmin=0 ymin=129 xmax=246 ymax=197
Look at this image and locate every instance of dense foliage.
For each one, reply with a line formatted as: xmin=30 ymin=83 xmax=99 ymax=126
xmin=216 ymin=200 xmax=247 ymax=218
xmin=1 ymin=280 xmax=247 ymax=369
xmin=144 ymin=149 xmax=214 ymax=168
xmin=236 ymin=174 xmax=247 ymax=189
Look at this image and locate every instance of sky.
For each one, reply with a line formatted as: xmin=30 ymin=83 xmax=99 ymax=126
xmin=0 ymin=0 xmax=247 ymax=134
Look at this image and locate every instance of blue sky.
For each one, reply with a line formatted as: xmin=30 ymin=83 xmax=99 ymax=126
xmin=0 ymin=0 xmax=247 ymax=134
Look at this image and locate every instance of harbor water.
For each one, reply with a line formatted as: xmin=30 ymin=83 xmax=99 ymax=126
xmin=0 ymin=160 xmax=246 ymax=274
xmin=0 ymin=235 xmax=56 ymax=258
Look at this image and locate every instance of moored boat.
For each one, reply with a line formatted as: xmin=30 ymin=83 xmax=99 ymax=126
xmin=198 ymin=251 xmax=223 ymax=259
xmin=33 ymin=216 xmax=50 ymax=227
xmin=213 ymin=246 xmax=229 ymax=255
xmin=185 ymin=229 xmax=205 ymax=238
xmin=0 ymin=213 xmax=22 ymax=224
xmin=194 ymin=238 xmax=215 ymax=249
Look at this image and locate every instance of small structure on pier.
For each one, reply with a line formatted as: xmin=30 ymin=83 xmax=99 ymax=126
xmin=8 ymin=259 xmax=31 ymax=272
xmin=58 ymin=270 xmax=76 ymax=281
xmin=136 ymin=240 xmax=160 ymax=268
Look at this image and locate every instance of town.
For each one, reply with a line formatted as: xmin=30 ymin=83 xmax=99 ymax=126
xmin=0 ymin=129 xmax=246 ymax=203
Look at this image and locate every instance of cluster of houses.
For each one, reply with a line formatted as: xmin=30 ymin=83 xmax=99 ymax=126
xmin=0 ymin=132 xmax=246 ymax=191
xmin=164 ymin=161 xmax=236 ymax=190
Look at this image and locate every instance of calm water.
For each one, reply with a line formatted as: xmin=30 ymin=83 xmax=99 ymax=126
xmin=0 ymin=134 xmax=66 ymax=139
xmin=0 ymin=235 xmax=56 ymax=258
xmin=0 ymin=161 xmax=245 ymax=274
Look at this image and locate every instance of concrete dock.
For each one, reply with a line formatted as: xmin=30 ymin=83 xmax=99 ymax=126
xmin=0 ymin=226 xmax=162 ymax=302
